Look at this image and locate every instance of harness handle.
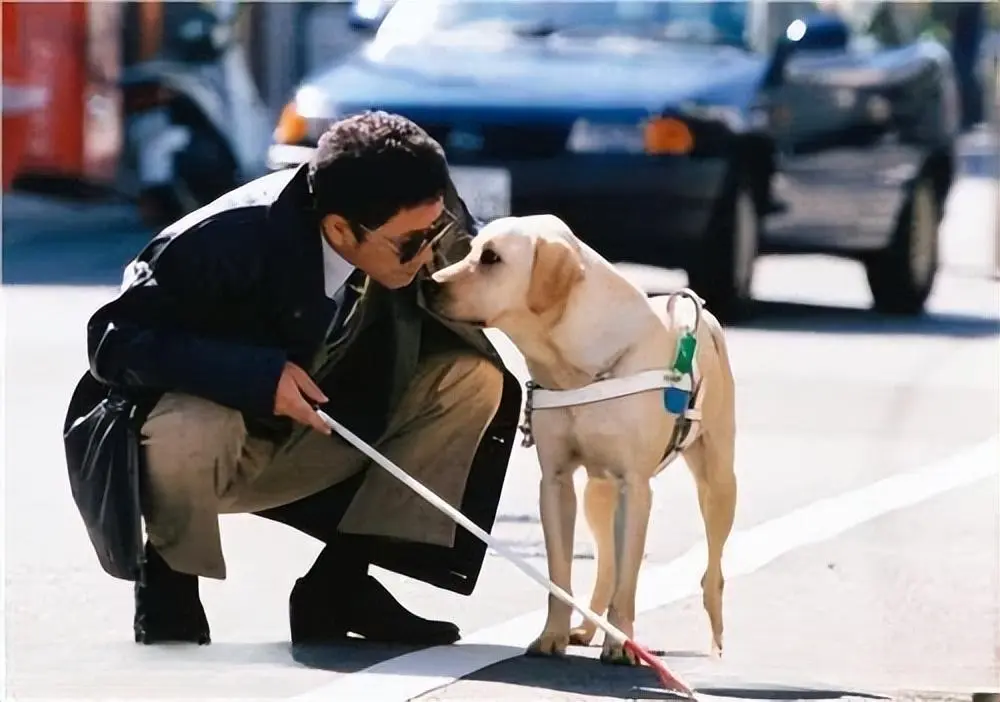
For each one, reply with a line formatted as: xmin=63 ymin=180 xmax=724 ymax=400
xmin=665 ymin=287 xmax=704 ymax=335
xmin=518 ymin=288 xmax=707 ymax=449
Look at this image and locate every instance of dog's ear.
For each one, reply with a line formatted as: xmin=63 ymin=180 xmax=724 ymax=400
xmin=526 ymin=235 xmax=584 ymax=317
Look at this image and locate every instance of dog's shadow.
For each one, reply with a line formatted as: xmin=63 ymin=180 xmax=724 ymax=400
xmin=292 ymin=641 xmax=694 ymax=698
xmin=291 ymin=638 xmax=430 ymax=675
xmin=292 ymin=642 xmax=889 ymax=700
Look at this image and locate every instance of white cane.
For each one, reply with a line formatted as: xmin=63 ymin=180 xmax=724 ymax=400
xmin=314 ymin=407 xmax=697 ymax=699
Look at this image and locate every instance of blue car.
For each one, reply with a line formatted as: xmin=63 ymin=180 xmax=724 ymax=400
xmin=268 ymin=0 xmax=960 ymax=320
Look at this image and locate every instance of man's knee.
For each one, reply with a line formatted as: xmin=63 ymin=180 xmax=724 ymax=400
xmin=141 ymin=392 xmax=248 ymax=500
xmin=435 ymin=353 xmax=504 ymax=418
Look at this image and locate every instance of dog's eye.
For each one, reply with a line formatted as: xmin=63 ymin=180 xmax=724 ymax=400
xmin=479 ymin=248 xmax=501 ymax=266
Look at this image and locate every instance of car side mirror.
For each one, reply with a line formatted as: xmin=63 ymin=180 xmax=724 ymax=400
xmin=763 ymin=13 xmax=851 ymax=88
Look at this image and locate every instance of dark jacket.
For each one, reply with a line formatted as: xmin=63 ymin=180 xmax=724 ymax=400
xmin=63 ymin=164 xmax=522 ymax=595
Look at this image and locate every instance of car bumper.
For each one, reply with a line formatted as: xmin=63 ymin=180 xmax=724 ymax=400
xmin=492 ymin=155 xmax=727 ymax=260
xmin=267 ymin=143 xmax=728 ymax=261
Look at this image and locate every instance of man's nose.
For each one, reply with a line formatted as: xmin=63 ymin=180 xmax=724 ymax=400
xmin=415 ymin=244 xmax=436 ymax=269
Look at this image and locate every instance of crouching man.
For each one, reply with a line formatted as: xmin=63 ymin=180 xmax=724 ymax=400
xmin=63 ymin=111 xmax=521 ymax=646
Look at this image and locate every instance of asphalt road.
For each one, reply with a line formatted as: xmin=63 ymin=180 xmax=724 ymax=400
xmin=2 ymin=174 xmax=998 ymax=702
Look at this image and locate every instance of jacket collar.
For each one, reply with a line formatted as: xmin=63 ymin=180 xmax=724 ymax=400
xmin=266 ymin=164 xmax=325 ymax=299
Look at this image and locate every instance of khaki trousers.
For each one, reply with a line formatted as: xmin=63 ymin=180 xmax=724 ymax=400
xmin=139 ymin=352 xmax=503 ymax=579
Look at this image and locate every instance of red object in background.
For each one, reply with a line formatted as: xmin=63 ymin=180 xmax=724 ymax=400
xmin=3 ymin=2 xmax=122 ymax=189
xmin=1 ymin=3 xmax=44 ymax=190
xmin=17 ymin=2 xmax=87 ymax=178
xmin=82 ymin=1 xmax=125 ymax=184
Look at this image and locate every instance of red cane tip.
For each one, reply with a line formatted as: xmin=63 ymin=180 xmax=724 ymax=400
xmin=622 ymin=639 xmax=696 ymax=699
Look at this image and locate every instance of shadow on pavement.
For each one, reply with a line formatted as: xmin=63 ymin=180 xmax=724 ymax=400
xmin=288 ymin=643 xmax=686 ymax=698
xmin=732 ymin=300 xmax=1000 ymax=339
xmin=4 ymin=181 xmax=996 ymax=340
xmin=7 ymin=232 xmax=997 ymax=341
xmin=1 ymin=229 xmax=153 ymax=287
xmin=289 ymin=642 xmax=893 ymax=700
xmin=461 ymin=651 xmax=892 ymax=700
xmin=469 ymin=652 xmax=689 ymax=700
xmin=290 ymin=639 xmax=428 ymax=674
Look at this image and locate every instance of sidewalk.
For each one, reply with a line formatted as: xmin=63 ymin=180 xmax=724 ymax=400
xmin=1 ymin=191 xmax=146 ymax=249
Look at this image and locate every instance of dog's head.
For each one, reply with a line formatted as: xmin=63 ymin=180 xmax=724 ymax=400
xmin=428 ymin=214 xmax=585 ymax=332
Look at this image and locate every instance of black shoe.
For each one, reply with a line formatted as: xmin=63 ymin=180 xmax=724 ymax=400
xmin=134 ymin=542 xmax=211 ymax=645
xmin=289 ymin=542 xmax=460 ymax=646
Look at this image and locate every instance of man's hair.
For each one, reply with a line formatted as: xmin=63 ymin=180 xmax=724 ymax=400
xmin=308 ymin=111 xmax=450 ymax=234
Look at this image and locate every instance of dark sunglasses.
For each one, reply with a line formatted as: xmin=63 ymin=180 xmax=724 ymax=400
xmin=355 ymin=208 xmax=459 ymax=264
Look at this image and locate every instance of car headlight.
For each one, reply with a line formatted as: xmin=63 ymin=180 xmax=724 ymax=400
xmin=566 ymin=117 xmax=695 ymax=155
xmin=274 ymin=102 xmax=308 ymax=144
xmin=273 ymin=86 xmax=338 ymax=145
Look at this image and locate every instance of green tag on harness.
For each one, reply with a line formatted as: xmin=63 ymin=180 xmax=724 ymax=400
xmin=672 ymin=332 xmax=697 ymax=375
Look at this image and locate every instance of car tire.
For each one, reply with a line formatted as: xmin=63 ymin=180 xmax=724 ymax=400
xmin=686 ymin=176 xmax=759 ymax=323
xmin=136 ymin=125 xmax=237 ymax=228
xmin=863 ymin=176 xmax=940 ymax=316
xmin=136 ymin=184 xmax=187 ymax=229
xmin=175 ymin=125 xmax=238 ymax=206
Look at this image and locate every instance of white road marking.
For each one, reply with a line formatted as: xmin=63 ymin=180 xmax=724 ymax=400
xmin=288 ymin=436 xmax=998 ymax=702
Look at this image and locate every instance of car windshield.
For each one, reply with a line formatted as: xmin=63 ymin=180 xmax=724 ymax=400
xmin=373 ymin=0 xmax=754 ymax=50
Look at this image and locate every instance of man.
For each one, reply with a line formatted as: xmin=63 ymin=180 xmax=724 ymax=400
xmin=63 ymin=111 xmax=521 ymax=646
xmin=950 ymin=1 xmax=985 ymax=130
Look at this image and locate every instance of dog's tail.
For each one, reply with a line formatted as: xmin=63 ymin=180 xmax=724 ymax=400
xmin=701 ymin=308 xmax=736 ymax=414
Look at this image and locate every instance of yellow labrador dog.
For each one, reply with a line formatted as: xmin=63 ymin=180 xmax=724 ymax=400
xmin=429 ymin=214 xmax=737 ymax=664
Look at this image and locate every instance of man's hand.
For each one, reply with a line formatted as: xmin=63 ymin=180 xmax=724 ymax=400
xmin=273 ymin=362 xmax=331 ymax=435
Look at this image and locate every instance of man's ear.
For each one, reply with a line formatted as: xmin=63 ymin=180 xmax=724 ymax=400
xmin=320 ymin=214 xmax=358 ymax=249
xmin=526 ymin=235 xmax=584 ymax=317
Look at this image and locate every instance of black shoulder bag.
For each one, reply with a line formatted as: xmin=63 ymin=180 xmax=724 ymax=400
xmin=63 ymin=370 xmax=146 ymax=581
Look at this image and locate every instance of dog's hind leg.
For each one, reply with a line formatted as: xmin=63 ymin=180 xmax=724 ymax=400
xmin=684 ymin=433 xmax=737 ymax=658
xmin=569 ymin=475 xmax=618 ymax=647
xmin=527 ymin=454 xmax=579 ymax=658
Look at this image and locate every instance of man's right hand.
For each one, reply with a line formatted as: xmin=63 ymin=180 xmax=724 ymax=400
xmin=273 ymin=362 xmax=331 ymax=435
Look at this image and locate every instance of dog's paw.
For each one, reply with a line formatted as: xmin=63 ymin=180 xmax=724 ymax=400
xmin=568 ymin=624 xmax=597 ymax=647
xmin=600 ymin=640 xmax=641 ymax=666
xmin=526 ymin=631 xmax=570 ymax=658
xmin=711 ymin=637 xmax=723 ymax=659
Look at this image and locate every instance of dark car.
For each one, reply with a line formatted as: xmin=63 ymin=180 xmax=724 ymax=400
xmin=268 ymin=0 xmax=960 ymax=320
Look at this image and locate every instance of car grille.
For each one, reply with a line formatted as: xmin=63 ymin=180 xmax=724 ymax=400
xmin=420 ymin=122 xmax=571 ymax=161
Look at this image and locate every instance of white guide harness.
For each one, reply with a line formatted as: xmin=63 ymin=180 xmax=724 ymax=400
xmin=518 ymin=289 xmax=707 ymax=473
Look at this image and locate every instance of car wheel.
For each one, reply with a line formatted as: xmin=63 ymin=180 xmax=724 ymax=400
xmin=137 ymin=126 xmax=237 ymax=228
xmin=687 ymin=177 xmax=759 ymax=323
xmin=136 ymin=184 xmax=186 ymax=229
xmin=863 ymin=177 xmax=940 ymax=316
xmin=174 ymin=125 xmax=238 ymax=210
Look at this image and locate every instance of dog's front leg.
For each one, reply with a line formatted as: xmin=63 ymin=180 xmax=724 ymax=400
xmin=601 ymin=474 xmax=652 ymax=666
xmin=527 ymin=459 xmax=578 ymax=658
xmin=569 ymin=476 xmax=618 ymax=647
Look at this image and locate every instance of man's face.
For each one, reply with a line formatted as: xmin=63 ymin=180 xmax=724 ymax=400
xmin=321 ymin=197 xmax=452 ymax=289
